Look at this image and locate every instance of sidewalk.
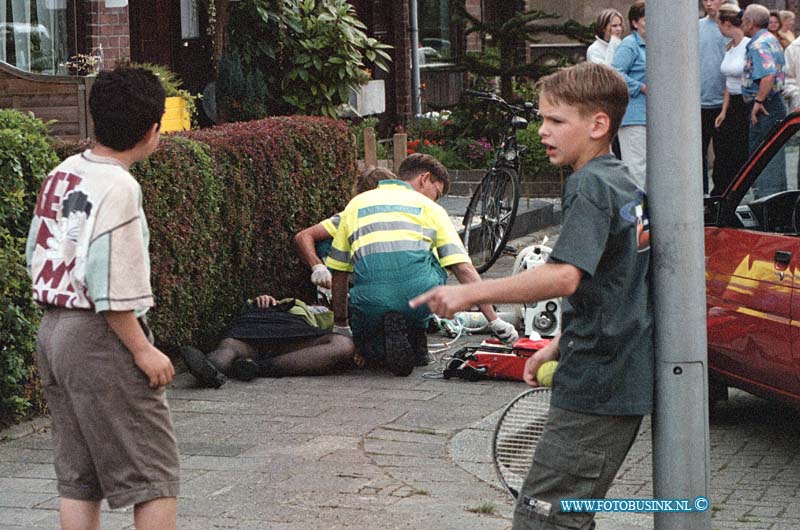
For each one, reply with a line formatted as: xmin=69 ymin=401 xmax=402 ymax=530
xmin=3 ymin=229 xmax=800 ymax=529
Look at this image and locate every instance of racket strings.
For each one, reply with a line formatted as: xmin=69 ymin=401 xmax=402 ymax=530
xmin=493 ymin=388 xmax=552 ymax=497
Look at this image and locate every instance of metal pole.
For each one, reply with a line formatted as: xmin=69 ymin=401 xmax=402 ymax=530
xmin=410 ymin=0 xmax=421 ymax=116
xmin=648 ymin=1 xmax=711 ymax=530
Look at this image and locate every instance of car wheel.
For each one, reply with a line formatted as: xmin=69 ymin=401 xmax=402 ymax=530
xmin=708 ymin=373 xmax=728 ymax=417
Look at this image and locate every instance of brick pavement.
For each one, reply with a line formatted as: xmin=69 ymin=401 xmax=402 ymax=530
xmin=2 ymin=229 xmax=800 ymax=529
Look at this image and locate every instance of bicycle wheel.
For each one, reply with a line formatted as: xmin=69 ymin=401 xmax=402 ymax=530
xmin=461 ymin=166 xmax=520 ymax=273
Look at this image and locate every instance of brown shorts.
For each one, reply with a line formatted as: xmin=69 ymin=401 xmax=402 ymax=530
xmin=36 ymin=308 xmax=180 ymax=509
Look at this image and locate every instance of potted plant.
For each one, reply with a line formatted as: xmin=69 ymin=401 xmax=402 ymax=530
xmin=132 ymin=63 xmax=198 ymax=132
xmin=62 ymin=54 xmax=100 ymax=76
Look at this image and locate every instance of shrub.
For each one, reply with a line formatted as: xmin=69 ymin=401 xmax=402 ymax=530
xmin=0 ymin=110 xmax=56 ymax=427
xmin=0 ymin=228 xmax=45 ymax=427
xmin=229 ymin=0 xmax=391 ymax=118
xmin=0 ymin=110 xmax=59 ymax=237
xmin=3 ymin=114 xmax=355 ymax=425
xmin=183 ymin=116 xmax=355 ymax=327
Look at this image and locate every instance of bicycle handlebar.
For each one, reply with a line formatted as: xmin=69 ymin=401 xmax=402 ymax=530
xmin=464 ymin=89 xmax=494 ymax=98
xmin=464 ymin=89 xmax=533 ymax=118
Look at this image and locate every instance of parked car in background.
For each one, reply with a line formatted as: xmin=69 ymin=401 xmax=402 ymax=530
xmin=704 ymin=111 xmax=800 ymax=408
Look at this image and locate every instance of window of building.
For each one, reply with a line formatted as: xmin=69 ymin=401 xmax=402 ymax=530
xmin=418 ymin=0 xmax=453 ymax=64
xmin=1 ymin=0 xmax=70 ymax=74
xmin=180 ymin=0 xmax=199 ymax=40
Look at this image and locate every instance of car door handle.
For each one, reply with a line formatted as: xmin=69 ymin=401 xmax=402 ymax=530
xmin=775 ymin=251 xmax=792 ymax=265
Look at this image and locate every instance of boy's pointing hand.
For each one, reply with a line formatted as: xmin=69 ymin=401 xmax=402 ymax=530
xmin=409 ymin=285 xmax=471 ymax=319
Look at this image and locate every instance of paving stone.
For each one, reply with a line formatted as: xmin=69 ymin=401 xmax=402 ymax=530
xmin=2 ymin=229 xmax=800 ymax=529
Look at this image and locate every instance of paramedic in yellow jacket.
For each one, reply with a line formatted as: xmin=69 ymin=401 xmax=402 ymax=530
xmin=326 ymin=154 xmax=519 ymax=377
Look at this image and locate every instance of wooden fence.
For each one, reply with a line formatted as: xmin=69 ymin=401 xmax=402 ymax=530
xmin=0 ymin=62 xmax=91 ymax=140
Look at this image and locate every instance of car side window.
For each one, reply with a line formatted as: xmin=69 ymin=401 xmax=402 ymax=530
xmin=735 ymin=128 xmax=800 ymax=234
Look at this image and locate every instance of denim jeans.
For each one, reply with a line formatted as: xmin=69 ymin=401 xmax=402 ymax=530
xmin=748 ymin=94 xmax=787 ymax=199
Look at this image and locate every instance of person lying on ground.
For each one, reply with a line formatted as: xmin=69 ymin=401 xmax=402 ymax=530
xmin=180 ymin=294 xmax=355 ymax=388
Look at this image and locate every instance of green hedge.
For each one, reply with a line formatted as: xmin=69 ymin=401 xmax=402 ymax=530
xmin=0 ymin=110 xmax=58 ymax=425
xmin=2 ymin=113 xmax=355 ymax=426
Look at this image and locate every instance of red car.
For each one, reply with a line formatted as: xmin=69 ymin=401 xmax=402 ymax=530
xmin=705 ymin=112 xmax=800 ymax=407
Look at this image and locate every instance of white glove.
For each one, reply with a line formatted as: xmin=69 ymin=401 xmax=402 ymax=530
xmin=333 ymin=325 xmax=353 ymax=338
xmin=311 ymin=264 xmax=332 ymax=289
xmin=490 ymin=318 xmax=519 ymax=345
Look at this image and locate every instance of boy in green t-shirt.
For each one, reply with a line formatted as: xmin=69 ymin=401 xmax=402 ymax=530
xmin=411 ymin=62 xmax=654 ymax=530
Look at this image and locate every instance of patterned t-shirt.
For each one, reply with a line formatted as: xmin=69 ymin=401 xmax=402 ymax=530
xmin=26 ymin=150 xmax=154 ymax=315
xmin=743 ymin=28 xmax=785 ymax=99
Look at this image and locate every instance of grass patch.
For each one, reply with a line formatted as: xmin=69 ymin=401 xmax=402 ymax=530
xmin=467 ymin=502 xmax=497 ymax=515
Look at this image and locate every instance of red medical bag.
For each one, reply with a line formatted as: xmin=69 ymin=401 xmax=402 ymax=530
xmin=443 ymin=337 xmax=551 ymax=382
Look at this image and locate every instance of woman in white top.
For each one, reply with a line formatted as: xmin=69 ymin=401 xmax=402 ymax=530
xmin=713 ymin=4 xmax=751 ymax=195
xmin=586 ymin=9 xmax=624 ymax=65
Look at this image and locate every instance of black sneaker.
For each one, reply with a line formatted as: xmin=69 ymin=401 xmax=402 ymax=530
xmin=227 ymin=357 xmax=259 ymax=382
xmin=180 ymin=346 xmax=226 ymax=389
xmin=383 ymin=312 xmax=415 ymax=377
xmin=415 ymin=350 xmax=436 ymax=367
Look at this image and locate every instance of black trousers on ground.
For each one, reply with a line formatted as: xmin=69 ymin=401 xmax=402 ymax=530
xmin=712 ymin=95 xmax=750 ymax=196
xmin=701 ymin=106 xmax=723 ymax=195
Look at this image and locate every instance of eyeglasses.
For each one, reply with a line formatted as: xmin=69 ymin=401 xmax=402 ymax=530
xmin=432 ymin=178 xmax=445 ymax=201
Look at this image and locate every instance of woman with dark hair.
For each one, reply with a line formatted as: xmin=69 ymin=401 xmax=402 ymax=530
xmin=769 ymin=10 xmax=782 ymax=38
xmin=612 ymin=1 xmax=647 ymax=188
xmin=586 ymin=8 xmax=624 ymax=65
xmin=713 ymin=3 xmax=751 ymax=195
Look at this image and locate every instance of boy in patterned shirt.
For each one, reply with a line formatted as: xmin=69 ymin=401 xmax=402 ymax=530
xmin=26 ymin=67 xmax=179 ymax=529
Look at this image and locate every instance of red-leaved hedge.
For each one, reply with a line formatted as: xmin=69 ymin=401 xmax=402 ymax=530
xmin=55 ymin=116 xmax=355 ymax=352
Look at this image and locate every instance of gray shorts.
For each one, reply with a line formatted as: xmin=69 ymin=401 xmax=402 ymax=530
xmin=512 ymin=406 xmax=643 ymax=530
xmin=36 ymin=308 xmax=180 ymax=509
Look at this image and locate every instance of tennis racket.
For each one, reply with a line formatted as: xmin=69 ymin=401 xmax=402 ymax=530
xmin=492 ymin=387 xmax=552 ymax=498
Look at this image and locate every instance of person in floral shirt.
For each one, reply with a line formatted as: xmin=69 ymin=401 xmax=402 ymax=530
xmin=742 ymin=3 xmax=787 ymax=198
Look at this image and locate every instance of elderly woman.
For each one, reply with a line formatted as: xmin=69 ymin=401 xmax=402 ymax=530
xmin=612 ymin=1 xmax=647 ymax=188
xmin=778 ymin=10 xmax=796 ymax=49
xmin=586 ymin=9 xmax=624 ymax=65
xmin=713 ymin=3 xmax=751 ymax=195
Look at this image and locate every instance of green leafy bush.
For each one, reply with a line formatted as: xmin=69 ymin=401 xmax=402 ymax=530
xmin=0 ymin=110 xmax=59 ymax=237
xmin=229 ymin=0 xmax=391 ymax=118
xmin=217 ymin=51 xmax=273 ymax=122
xmin=0 ymin=110 xmax=56 ymax=426
xmin=0 ymin=228 xmax=44 ymax=426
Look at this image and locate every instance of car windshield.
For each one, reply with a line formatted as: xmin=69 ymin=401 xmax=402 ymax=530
xmin=730 ymin=123 xmax=800 ymax=234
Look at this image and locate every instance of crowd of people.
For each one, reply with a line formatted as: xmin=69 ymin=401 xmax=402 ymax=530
xmin=591 ymin=1 xmax=800 ymax=198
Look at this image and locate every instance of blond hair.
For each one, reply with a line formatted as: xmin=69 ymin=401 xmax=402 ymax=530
xmin=718 ymin=3 xmax=743 ymax=27
xmin=594 ymin=8 xmax=624 ymax=39
xmin=536 ymin=62 xmax=629 ymax=139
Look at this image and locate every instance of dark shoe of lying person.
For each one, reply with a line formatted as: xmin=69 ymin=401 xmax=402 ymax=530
xmin=383 ymin=312 xmax=415 ymax=377
xmin=180 ymin=346 xmax=226 ymax=389
xmin=227 ymin=357 xmax=259 ymax=382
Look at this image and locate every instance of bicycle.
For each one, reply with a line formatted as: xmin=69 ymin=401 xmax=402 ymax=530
xmin=461 ymin=90 xmax=536 ymax=273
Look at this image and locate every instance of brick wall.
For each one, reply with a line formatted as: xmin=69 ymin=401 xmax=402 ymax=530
xmin=82 ymin=0 xmax=131 ymax=67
